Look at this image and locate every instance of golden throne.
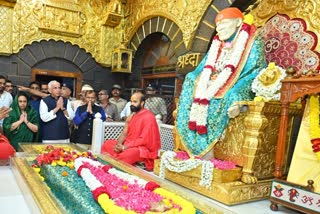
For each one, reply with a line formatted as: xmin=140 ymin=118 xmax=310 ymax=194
xmin=154 ymin=14 xmax=320 ymax=205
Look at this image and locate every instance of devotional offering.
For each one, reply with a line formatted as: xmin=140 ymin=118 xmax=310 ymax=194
xmin=30 ymin=145 xmax=195 ymax=214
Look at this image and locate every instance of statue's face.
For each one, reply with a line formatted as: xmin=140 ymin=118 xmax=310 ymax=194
xmin=216 ymin=18 xmax=242 ymax=41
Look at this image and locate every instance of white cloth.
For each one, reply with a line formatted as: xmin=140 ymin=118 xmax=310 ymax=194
xmin=71 ymin=99 xmax=85 ymax=111
xmin=120 ymin=101 xmax=131 ymax=120
xmin=39 ymin=99 xmax=74 ymax=122
xmin=0 ymin=91 xmax=13 ymax=126
xmin=42 ymin=139 xmax=70 ymax=144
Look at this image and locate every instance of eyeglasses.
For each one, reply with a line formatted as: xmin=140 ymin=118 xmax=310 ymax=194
xmin=98 ymin=93 xmax=106 ymax=96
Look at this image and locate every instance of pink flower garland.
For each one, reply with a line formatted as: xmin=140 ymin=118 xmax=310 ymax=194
xmin=175 ymin=151 xmax=236 ymax=170
xmin=75 ymin=157 xmax=181 ymax=213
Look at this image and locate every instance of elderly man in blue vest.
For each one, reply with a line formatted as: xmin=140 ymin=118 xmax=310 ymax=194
xmin=39 ymin=80 xmax=74 ymax=143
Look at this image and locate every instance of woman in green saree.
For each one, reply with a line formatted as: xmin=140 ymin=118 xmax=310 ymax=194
xmin=3 ymin=93 xmax=39 ymax=151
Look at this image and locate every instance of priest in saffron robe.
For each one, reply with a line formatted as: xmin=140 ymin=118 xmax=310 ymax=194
xmin=176 ymin=7 xmax=266 ymax=157
xmin=101 ymin=91 xmax=160 ymax=171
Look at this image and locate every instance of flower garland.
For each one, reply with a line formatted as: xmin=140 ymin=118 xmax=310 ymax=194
xmin=188 ymin=23 xmax=251 ymax=135
xmin=174 ymin=151 xmax=236 ymax=169
xmin=74 ymin=157 xmax=195 ymax=214
xmin=309 ymin=95 xmax=320 ymax=161
xmin=251 ymin=63 xmax=287 ymax=101
xmin=31 ymin=145 xmax=96 ymax=179
xmin=160 ymin=151 xmax=214 ymax=188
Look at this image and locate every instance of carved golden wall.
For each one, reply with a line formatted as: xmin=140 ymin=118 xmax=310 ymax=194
xmin=0 ymin=5 xmax=12 ymax=54
xmin=124 ymin=0 xmax=212 ymax=49
xmin=0 ymin=0 xmax=212 ymax=66
xmin=3 ymin=0 xmax=319 ymax=66
xmin=1 ymin=0 xmax=123 ymax=66
xmin=249 ymin=0 xmax=320 ymax=51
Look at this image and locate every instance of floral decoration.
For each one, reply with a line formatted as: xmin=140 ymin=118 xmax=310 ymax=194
xmin=160 ymin=151 xmax=214 ymax=188
xmin=188 ymin=22 xmax=251 ymax=135
xmin=31 ymin=145 xmax=96 ymax=179
xmin=251 ymin=62 xmax=287 ymax=101
xmin=174 ymin=151 xmax=236 ymax=170
xmin=74 ymin=157 xmax=195 ymax=214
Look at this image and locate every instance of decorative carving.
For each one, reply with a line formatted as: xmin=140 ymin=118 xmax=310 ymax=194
xmin=39 ymin=3 xmax=83 ymax=37
xmin=275 ymin=75 xmax=320 ymax=178
xmin=0 ymin=6 xmax=12 ymax=53
xmin=249 ymin=0 xmax=320 ymax=51
xmin=0 ymin=0 xmax=16 ymax=7
xmin=164 ymin=100 xmax=301 ymax=204
xmin=154 ymin=159 xmax=272 ymax=205
xmin=43 ymin=0 xmax=80 ymax=11
xmin=214 ymin=101 xmax=301 ymax=181
xmin=10 ymin=0 xmax=122 ymax=65
xmin=124 ymin=0 xmax=212 ymax=49
xmin=4 ymin=0 xmax=214 ymax=65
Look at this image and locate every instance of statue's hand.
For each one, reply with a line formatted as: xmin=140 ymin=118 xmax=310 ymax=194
xmin=227 ymin=104 xmax=241 ymax=118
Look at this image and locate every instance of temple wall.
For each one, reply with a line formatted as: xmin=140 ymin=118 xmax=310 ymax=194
xmin=1 ymin=0 xmax=319 ymax=88
xmin=0 ymin=0 xmax=214 ymax=66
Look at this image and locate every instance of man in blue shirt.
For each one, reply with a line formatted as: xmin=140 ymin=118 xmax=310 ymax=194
xmin=73 ymin=91 xmax=106 ymax=147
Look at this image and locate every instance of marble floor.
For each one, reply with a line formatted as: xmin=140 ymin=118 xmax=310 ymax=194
xmin=0 ymin=165 xmax=301 ymax=214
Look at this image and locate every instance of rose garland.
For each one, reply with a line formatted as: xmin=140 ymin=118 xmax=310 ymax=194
xmin=74 ymin=157 xmax=195 ymax=214
xmin=31 ymin=145 xmax=96 ymax=175
xmin=309 ymin=95 xmax=320 ymax=161
xmin=188 ymin=23 xmax=251 ymax=135
xmin=160 ymin=151 xmax=214 ymax=188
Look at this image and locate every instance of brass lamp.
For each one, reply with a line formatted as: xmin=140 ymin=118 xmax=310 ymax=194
xmin=104 ymin=0 xmax=122 ymax=27
xmin=111 ymin=41 xmax=133 ymax=73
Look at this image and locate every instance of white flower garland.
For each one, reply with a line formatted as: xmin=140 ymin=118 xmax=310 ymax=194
xmin=251 ymin=65 xmax=287 ymax=101
xmin=74 ymin=157 xmax=196 ymax=214
xmin=74 ymin=158 xmax=104 ymax=192
xmin=189 ymin=23 xmax=250 ymax=133
xmin=75 ymin=157 xmax=150 ymax=188
xmin=160 ymin=151 xmax=214 ymax=188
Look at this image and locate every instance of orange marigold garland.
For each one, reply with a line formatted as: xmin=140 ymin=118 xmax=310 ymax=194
xmin=309 ymin=95 xmax=320 ymax=161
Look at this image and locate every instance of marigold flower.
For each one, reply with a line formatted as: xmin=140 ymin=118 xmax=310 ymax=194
xmin=61 ymin=171 xmax=68 ymax=177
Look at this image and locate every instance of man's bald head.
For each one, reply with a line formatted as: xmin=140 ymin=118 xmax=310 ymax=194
xmin=130 ymin=91 xmax=145 ymax=112
xmin=131 ymin=91 xmax=145 ymax=103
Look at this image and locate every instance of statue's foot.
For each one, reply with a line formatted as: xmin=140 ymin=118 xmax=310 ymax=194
xmin=241 ymin=172 xmax=258 ymax=184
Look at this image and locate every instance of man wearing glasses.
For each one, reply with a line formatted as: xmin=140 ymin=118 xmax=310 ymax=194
xmin=98 ymin=89 xmax=119 ymax=121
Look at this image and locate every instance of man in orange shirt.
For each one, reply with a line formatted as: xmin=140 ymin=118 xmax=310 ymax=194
xmin=101 ymin=91 xmax=160 ymax=171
